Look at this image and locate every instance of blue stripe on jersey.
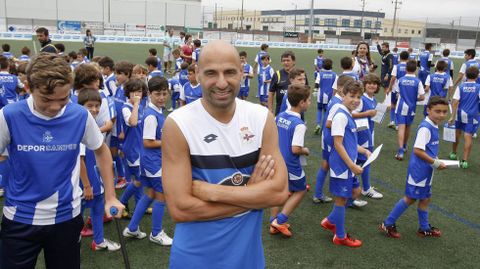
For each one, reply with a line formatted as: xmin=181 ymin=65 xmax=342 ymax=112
xmin=3 ymin=100 xmax=87 ymax=225
xmin=114 ymin=85 xmax=126 ymax=135
xmin=241 ymin=63 xmax=252 ymax=89
xmin=104 ymin=74 xmax=116 ymax=96
xmin=322 ymin=95 xmax=343 ymax=152
xmin=141 ymin=106 xmax=164 ymax=176
xmin=276 ymin=112 xmax=304 ymax=177
xmin=18 ymin=55 xmax=30 ymax=61
xmin=329 ymin=107 xmax=358 ymax=179
xmin=100 ymin=91 xmax=116 ymax=118
xmin=342 ymin=71 xmax=359 ymax=81
xmin=318 ymin=70 xmax=336 ymax=104
xmin=190 ymin=149 xmax=259 ymax=170
xmin=396 ymin=76 xmax=421 ymax=116
xmin=148 ymin=70 xmax=164 ymax=80
xmin=393 ymin=53 xmax=399 ymax=65
xmin=407 ymin=119 xmax=439 ymax=186
xmin=419 ymin=51 xmax=431 ymax=72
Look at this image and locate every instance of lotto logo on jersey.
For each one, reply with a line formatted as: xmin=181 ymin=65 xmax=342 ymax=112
xmin=240 ymin=127 xmax=255 ymax=144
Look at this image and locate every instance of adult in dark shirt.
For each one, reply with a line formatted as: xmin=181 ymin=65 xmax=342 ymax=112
xmin=268 ymin=51 xmax=299 ymax=115
xmin=35 ymin=27 xmax=58 ymax=54
xmin=376 ymin=39 xmax=394 ymax=88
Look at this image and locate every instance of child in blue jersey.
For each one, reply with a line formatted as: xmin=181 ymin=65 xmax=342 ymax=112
xmin=392 ymin=47 xmax=399 ymax=65
xmin=123 ymin=77 xmax=173 ymax=245
xmin=407 ymin=48 xmax=417 ymax=60
xmin=278 ymin=69 xmax=307 ymax=115
xmin=146 ymin=56 xmax=164 ymax=81
xmin=418 ymin=43 xmax=434 ymax=87
xmin=78 ymin=89 xmax=121 ymax=251
xmin=253 ymin=43 xmax=269 ymax=79
xmin=352 ymin=74 xmax=383 ymax=199
xmin=270 ymin=84 xmax=311 ymax=237
xmin=1 ymin=44 xmax=14 ymax=59
xmin=148 ymin=48 xmax=162 ymax=70
xmin=112 ymin=61 xmax=134 ymax=190
xmin=395 ymin=60 xmax=425 ymax=161
xmin=0 ymin=56 xmax=19 ymax=108
xmin=387 ymin=51 xmax=409 ymax=129
xmin=0 ymin=53 xmax=123 ymax=268
xmin=169 ymin=78 xmax=182 ymax=110
xmin=313 ymin=75 xmax=354 ymax=204
xmin=238 ymin=51 xmax=254 ymax=100
xmin=259 ymin=54 xmax=274 ymax=107
xmin=435 ymin=49 xmax=454 ymax=78
xmin=320 ymin=81 xmax=371 ymax=247
xmin=314 ymin=49 xmax=324 ymax=80
xmin=192 ymin=39 xmax=201 ymax=65
xmin=119 ymin=78 xmax=148 ymax=218
xmin=178 ymin=62 xmax=189 ymax=87
xmin=180 ymin=64 xmax=202 ymax=105
xmin=333 ymin=57 xmax=359 ymax=88
xmin=454 ymin=49 xmax=480 ymax=87
xmin=314 ymin=58 xmax=336 ymax=134
xmin=132 ymin=64 xmax=148 ymax=81
xmin=424 ymin=61 xmax=453 ymax=116
xmin=172 ymin=49 xmax=183 ymax=79
xmin=448 ymin=66 xmax=480 ymax=169
xmin=380 ymin=96 xmax=449 ymax=239
xmin=99 ymin=56 xmax=117 ymax=97
xmin=68 ymin=51 xmax=81 ymax=70
xmin=18 ymin=46 xmax=31 ymax=62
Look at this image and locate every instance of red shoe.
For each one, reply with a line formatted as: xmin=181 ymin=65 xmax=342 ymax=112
xmin=321 ymin=218 xmax=336 ymax=234
xmin=270 ymin=219 xmax=292 ymax=237
xmin=269 ymin=223 xmax=290 ymax=235
xmin=333 ymin=234 xmax=362 ymax=247
xmin=86 ymin=216 xmax=92 ymax=227
xmin=379 ymin=222 xmax=401 ymax=239
xmin=103 ymin=214 xmax=113 ymax=223
xmin=306 ymin=184 xmax=310 ymax=191
xmin=115 ymin=178 xmax=127 ymax=189
xmin=81 ymin=226 xmax=93 ymax=237
xmin=416 ymin=226 xmax=441 ymax=238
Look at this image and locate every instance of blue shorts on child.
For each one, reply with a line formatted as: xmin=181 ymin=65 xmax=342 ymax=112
xmin=396 ymin=114 xmax=414 ymax=125
xmin=455 ymin=121 xmax=479 ymax=135
xmin=239 ymin=87 xmax=249 ymax=98
xmin=140 ymin=176 xmax=164 ymax=193
xmin=288 ymin=174 xmax=307 ymax=192
xmin=405 ymin=183 xmax=432 ymax=200
xmin=329 ymin=177 xmax=360 ymax=198
xmin=259 ymin=95 xmax=268 ymax=103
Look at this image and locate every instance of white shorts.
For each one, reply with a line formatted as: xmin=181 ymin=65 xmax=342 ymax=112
xmin=163 ymin=51 xmax=174 ymax=62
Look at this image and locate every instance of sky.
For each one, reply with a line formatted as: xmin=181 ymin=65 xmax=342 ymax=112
xmin=201 ymin=0 xmax=480 ymax=26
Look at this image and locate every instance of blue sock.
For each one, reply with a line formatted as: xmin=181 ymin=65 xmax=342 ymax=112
xmin=134 ymin=184 xmax=143 ymax=205
xmin=151 ymin=200 xmax=165 ymax=236
xmin=92 ymin=196 xmax=105 ymax=244
xmin=113 ymin=155 xmax=125 ymax=178
xmin=328 ymin=205 xmax=345 ymax=238
xmin=346 ymin=198 xmax=353 ymax=207
xmin=0 ymin=159 xmax=10 ymax=188
xmin=269 ymin=216 xmax=276 ymax=223
xmin=120 ymin=183 xmax=138 ymax=205
xmin=123 ymin=159 xmax=131 ymax=182
xmin=277 ymin=213 xmax=289 ymax=224
xmin=128 ymin=195 xmax=153 ymax=232
xmin=390 ymin=109 xmax=395 ymax=122
xmin=417 ymin=208 xmax=430 ymax=231
xmin=385 ymin=199 xmax=410 ymax=226
xmin=403 ymin=143 xmax=407 ymax=150
xmin=316 ymin=107 xmax=322 ymax=125
xmin=361 ymin=165 xmax=371 ymax=192
xmin=314 ymin=168 xmax=327 ymax=199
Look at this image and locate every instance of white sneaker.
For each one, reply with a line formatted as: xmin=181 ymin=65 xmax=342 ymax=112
xmin=352 ymin=199 xmax=368 ymax=207
xmin=387 ymin=121 xmax=395 ymax=128
xmin=123 ymin=227 xmax=146 ymax=239
xmin=149 ymin=230 xmax=173 ymax=246
xmin=361 ymin=187 xmax=383 ymax=199
xmin=92 ymin=238 xmax=121 ymax=251
xmin=473 ymin=133 xmax=478 ymax=139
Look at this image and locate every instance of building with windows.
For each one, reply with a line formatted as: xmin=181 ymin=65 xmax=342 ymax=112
xmin=382 ymin=19 xmax=425 ymax=38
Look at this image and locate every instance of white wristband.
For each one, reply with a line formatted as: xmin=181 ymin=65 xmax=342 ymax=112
xmin=432 ymin=159 xmax=442 ymax=169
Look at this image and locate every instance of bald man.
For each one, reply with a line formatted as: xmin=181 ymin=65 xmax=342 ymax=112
xmin=162 ymin=41 xmax=288 ymax=269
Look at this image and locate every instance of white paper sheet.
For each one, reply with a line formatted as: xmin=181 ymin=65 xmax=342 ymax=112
xmin=372 ymin=103 xmax=388 ymax=124
xmin=442 ymin=124 xmax=456 ymax=143
xmin=437 ymin=159 xmax=460 ymax=168
xmin=355 ymin=117 xmax=370 ymax=131
xmin=362 ymin=144 xmax=383 ymax=168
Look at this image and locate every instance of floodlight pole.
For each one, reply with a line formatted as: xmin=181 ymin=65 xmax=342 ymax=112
xmin=308 ymin=0 xmax=314 ymax=42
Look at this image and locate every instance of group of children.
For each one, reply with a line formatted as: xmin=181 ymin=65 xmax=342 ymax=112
xmin=1 ymin=40 xmax=480 ymax=255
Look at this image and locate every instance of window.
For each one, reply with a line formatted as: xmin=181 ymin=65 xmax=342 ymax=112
xmin=375 ymin=21 xmax=382 ymax=29
xmin=354 ymin=19 xmax=362 ymax=28
xmin=404 ymin=29 xmax=408 ymax=34
xmin=314 ymin=18 xmax=320 ymax=25
xmin=384 ymin=27 xmax=388 ymax=32
xmin=398 ymin=28 xmax=401 ymax=33
xmin=365 ymin=21 xmax=372 ymax=28
xmin=411 ymin=30 xmax=415 ymax=34
xmin=228 ymin=23 xmax=233 ymax=30
xmin=418 ymin=30 xmax=422 ymax=34
xmin=325 ymin=18 xmax=337 ymax=26
xmin=305 ymin=18 xmax=310 ymax=25
xmin=246 ymin=25 xmax=251 ymax=30
xmin=263 ymin=25 xmax=269 ymax=31
xmin=342 ymin=19 xmax=350 ymax=27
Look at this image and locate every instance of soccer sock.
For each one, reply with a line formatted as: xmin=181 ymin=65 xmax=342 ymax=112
xmin=333 ymin=205 xmax=346 ymax=239
xmin=171 ymin=95 xmax=176 ymax=109
xmin=92 ymin=196 xmax=105 ymax=244
xmin=151 ymin=200 xmax=166 ymax=237
xmin=417 ymin=208 xmax=430 ymax=231
xmin=346 ymin=198 xmax=353 ymax=207
xmin=128 ymin=195 xmax=153 ymax=232
xmin=120 ymin=183 xmax=138 ymax=205
xmin=361 ymin=165 xmax=371 ymax=192
xmin=276 ymin=213 xmax=289 ymax=225
xmin=314 ymin=168 xmax=328 ymax=199
xmin=316 ymin=107 xmax=322 ymax=125
xmin=113 ymin=155 xmax=125 ymax=178
xmin=134 ymin=184 xmax=143 ymax=205
xmin=390 ymin=109 xmax=395 ymax=123
xmin=0 ymin=158 xmax=10 ymax=188
xmin=123 ymin=159 xmax=131 ymax=182
xmin=384 ymin=199 xmax=409 ymax=226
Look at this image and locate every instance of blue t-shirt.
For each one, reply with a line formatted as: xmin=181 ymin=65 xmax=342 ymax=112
xmin=315 ymin=56 xmax=324 ymax=70
xmin=455 ymin=82 xmax=480 ymax=124
xmin=428 ymin=72 xmax=450 ymax=98
xmin=183 ymin=82 xmax=202 ymax=104
xmin=147 ymin=70 xmax=164 ymax=81
xmin=392 ymin=53 xmax=399 ymax=65
xmin=406 ymin=118 xmax=439 ymax=187
xmin=114 ymin=85 xmax=126 ymax=136
xmin=419 ymin=51 xmax=432 ymax=73
xmin=0 ymin=72 xmax=19 ymax=108
xmin=395 ymin=75 xmax=422 ymax=116
xmin=122 ymin=102 xmax=145 ymax=166
xmin=394 ymin=62 xmax=407 ymax=79
xmin=1 ymin=52 xmax=14 ymax=59
xmin=276 ymin=110 xmax=305 ymax=178
xmin=179 ymin=69 xmax=189 ymax=87
xmin=356 ymin=94 xmax=376 ymax=151
xmin=317 ymin=70 xmax=337 ymax=105
xmin=141 ymin=104 xmax=164 ymax=177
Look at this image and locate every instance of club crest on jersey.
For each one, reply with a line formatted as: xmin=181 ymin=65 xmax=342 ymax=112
xmin=42 ymin=131 xmax=54 ymax=143
xmin=219 ymin=172 xmax=249 ymax=186
xmin=240 ymin=127 xmax=255 ymax=144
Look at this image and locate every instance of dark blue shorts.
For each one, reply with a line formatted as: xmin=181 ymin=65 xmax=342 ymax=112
xmin=396 ymin=114 xmax=414 ymax=125
xmin=317 ymin=102 xmax=327 ymax=110
xmin=391 ymin=92 xmax=398 ymax=104
xmin=288 ymin=175 xmax=307 ymax=192
xmin=259 ymin=95 xmax=268 ymax=103
xmin=405 ymin=183 xmax=432 ymax=200
xmin=1 ymin=214 xmax=83 ymax=269
xmin=109 ymin=135 xmax=119 ymax=148
xmin=126 ymin=165 xmax=141 ymax=180
xmin=329 ymin=177 xmax=360 ymax=198
xmin=140 ymin=176 xmax=164 ymax=193
xmin=455 ymin=121 xmax=479 ymax=135
xmin=238 ymin=87 xmax=249 ymax=97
